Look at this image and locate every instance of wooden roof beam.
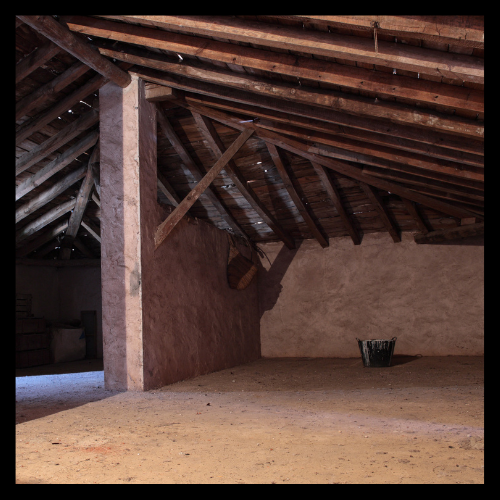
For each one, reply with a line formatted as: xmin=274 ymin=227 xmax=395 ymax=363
xmin=359 ymin=183 xmax=401 ymax=243
xmin=266 ymin=143 xmax=328 ymax=247
xmin=17 ymin=15 xmax=131 ymax=88
xmin=100 ymin=42 xmax=484 ymax=141
xmin=156 ymin=105 xmax=248 ymax=237
xmin=310 ymin=162 xmax=361 ymax=245
xmin=16 ymin=107 xmax=99 ymax=176
xmin=81 ymin=217 xmax=101 ymax=243
xmin=157 ymin=170 xmax=181 ymax=206
xmin=16 ymin=219 xmax=69 ymax=258
xmin=192 ymin=111 xmax=295 ymax=249
xmin=16 ymin=164 xmax=87 ymax=224
xmin=16 ymin=39 xmax=61 ymax=83
xmin=401 ymin=198 xmax=430 ymax=234
xmin=109 ymin=15 xmax=483 ymax=84
xmin=16 ymin=73 xmax=106 ymax=146
xmin=272 ymin=16 xmax=484 ymax=48
xmin=414 ymin=222 xmax=484 ymax=244
xmin=173 ymin=100 xmax=483 ymax=221
xmin=155 ymin=128 xmax=254 ymax=250
xmin=16 ymin=129 xmax=99 ymax=201
xmin=63 ymin=15 xmax=482 ymax=115
xmin=59 ymin=145 xmax=98 ymax=259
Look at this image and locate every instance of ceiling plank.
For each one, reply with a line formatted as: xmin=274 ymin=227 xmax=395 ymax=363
xmin=16 ymin=164 xmax=87 ymax=224
xmin=310 ymin=162 xmax=361 ymax=245
xmin=16 ymin=107 xmax=99 ymax=176
xmin=401 ymin=198 xmax=430 ymax=234
xmin=414 ymin=222 xmax=484 ymax=244
xmin=16 ymin=219 xmax=69 ymax=258
xmin=17 ymin=15 xmax=131 ymax=88
xmin=16 ymin=61 xmax=90 ymax=121
xmin=275 ymin=16 xmax=484 ymax=48
xmin=111 ymin=15 xmax=483 ymax=84
xmin=154 ymin=128 xmax=254 ymax=250
xmin=175 ymin=100 xmax=482 ymax=221
xmin=16 ymin=128 xmax=99 ymax=201
xmin=63 ymin=15 xmax=482 ymax=114
xmin=16 ymin=73 xmax=106 ymax=146
xmin=191 ymin=111 xmax=295 ymax=249
xmin=266 ymin=142 xmax=328 ymax=247
xmin=16 ymin=198 xmax=76 ymax=246
xmin=59 ymin=145 xmax=98 ymax=259
xmin=98 ymin=42 xmax=484 ymax=142
xmin=16 ymin=39 xmax=61 ymax=83
xmin=156 ymin=105 xmax=248 ymax=237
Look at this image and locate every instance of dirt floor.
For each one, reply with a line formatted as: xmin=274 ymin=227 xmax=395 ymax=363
xmin=15 ymin=355 xmax=484 ymax=484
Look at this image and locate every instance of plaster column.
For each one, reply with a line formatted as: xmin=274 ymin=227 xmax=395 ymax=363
xmin=99 ymin=75 xmax=157 ymax=390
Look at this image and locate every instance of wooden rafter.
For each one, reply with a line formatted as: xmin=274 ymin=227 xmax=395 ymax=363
xmin=266 ymin=142 xmax=328 ymax=247
xmin=59 ymin=145 xmax=98 ymax=259
xmin=63 ymin=16 xmax=482 ymax=115
xmin=16 ymin=61 xmax=90 ymax=121
xmin=17 ymin=15 xmax=131 ymax=88
xmin=16 ymin=107 xmax=99 ymax=176
xmin=16 ymin=164 xmax=87 ymax=224
xmin=156 ymin=105 xmax=247 ymax=237
xmin=157 ymin=170 xmax=181 ymax=206
xmin=16 ymin=219 xmax=69 ymax=258
xmin=106 ymin=15 xmax=483 ymax=84
xmin=104 ymin=47 xmax=483 ymax=139
xmin=310 ymin=162 xmax=361 ymax=245
xmin=154 ymin=128 xmax=254 ymax=250
xmin=191 ymin=111 xmax=295 ymax=249
xmin=414 ymin=222 xmax=484 ymax=244
xmin=73 ymin=237 xmax=96 ymax=258
xmin=359 ymin=182 xmax=401 ymax=243
xmin=16 ymin=198 xmax=76 ymax=246
xmin=81 ymin=217 xmax=101 ymax=243
xmin=16 ymin=128 xmax=99 ymax=201
xmin=174 ymin=100 xmax=483 ymax=221
xmin=401 ymin=198 xmax=430 ymax=234
xmin=16 ymin=73 xmax=106 ymax=146
xmin=16 ymin=40 xmax=61 ymax=83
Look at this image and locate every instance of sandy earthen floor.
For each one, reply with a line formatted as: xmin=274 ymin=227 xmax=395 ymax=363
xmin=15 ymin=355 xmax=484 ymax=484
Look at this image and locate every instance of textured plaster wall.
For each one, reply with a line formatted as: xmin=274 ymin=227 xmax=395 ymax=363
xmin=258 ymin=232 xmax=484 ymax=357
xmin=142 ymin=212 xmax=261 ymax=390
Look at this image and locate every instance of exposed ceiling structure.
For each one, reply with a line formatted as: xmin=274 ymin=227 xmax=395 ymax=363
xmin=15 ymin=15 xmax=484 ymax=260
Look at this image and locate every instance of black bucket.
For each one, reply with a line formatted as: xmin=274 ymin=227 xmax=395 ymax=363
xmin=356 ymin=337 xmax=397 ymax=367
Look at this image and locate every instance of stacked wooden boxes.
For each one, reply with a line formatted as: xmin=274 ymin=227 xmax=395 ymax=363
xmin=16 ymin=317 xmax=50 ymax=368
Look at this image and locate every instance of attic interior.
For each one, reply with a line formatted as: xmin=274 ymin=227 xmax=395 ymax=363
xmin=16 ymin=16 xmax=483 ymax=484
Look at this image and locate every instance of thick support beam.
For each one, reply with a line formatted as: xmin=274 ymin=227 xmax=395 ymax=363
xmin=17 ymin=15 xmax=131 ymax=88
xmin=15 ymin=164 xmax=87 ymax=224
xmin=111 ymin=15 xmax=484 ymax=83
xmin=16 ymin=61 xmax=90 ymax=120
xmin=16 ymin=107 xmax=99 ymax=176
xmin=156 ymin=105 xmax=247 ymax=236
xmin=414 ymin=222 xmax=484 ymax=244
xmin=16 ymin=129 xmax=99 ymax=200
xmin=59 ymin=145 xmax=98 ymax=259
xmin=16 ymin=40 xmax=60 ymax=83
xmin=310 ymin=162 xmax=361 ymax=245
xmin=359 ymin=182 xmax=401 ymax=243
xmin=154 ymin=128 xmax=254 ymax=250
xmin=64 ymin=16 xmax=482 ymax=116
xmin=145 ymin=82 xmax=177 ymax=101
xmin=191 ymin=111 xmax=295 ymax=249
xmin=266 ymin=142 xmax=328 ymax=248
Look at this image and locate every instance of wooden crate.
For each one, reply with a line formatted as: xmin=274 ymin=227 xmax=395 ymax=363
xmin=16 ymin=318 xmax=46 ymax=334
xmin=16 ymin=333 xmax=51 ymax=351
xmin=16 ymin=349 xmax=51 ymax=368
xmin=16 ymin=293 xmax=32 ymax=318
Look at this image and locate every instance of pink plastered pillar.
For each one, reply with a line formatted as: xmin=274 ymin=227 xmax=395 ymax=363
xmin=99 ymin=75 xmax=157 ymax=390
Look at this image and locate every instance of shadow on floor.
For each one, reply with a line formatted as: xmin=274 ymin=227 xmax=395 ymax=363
xmin=16 ymin=358 xmax=104 ymax=377
xmin=391 ymin=354 xmax=423 ymax=366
